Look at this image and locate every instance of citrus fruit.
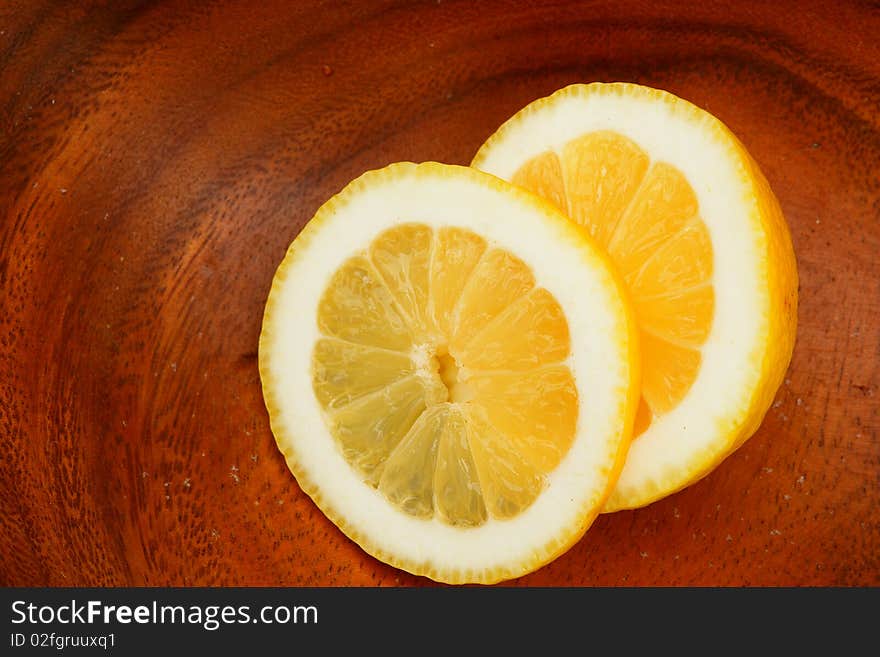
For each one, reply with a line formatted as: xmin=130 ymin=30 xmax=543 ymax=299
xmin=472 ymin=82 xmax=798 ymax=512
xmin=259 ymin=162 xmax=639 ymax=583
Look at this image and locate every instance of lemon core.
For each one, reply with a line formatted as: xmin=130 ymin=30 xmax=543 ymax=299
xmin=435 ymin=349 xmax=472 ymax=404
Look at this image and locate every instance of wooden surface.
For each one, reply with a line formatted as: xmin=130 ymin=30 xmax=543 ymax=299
xmin=1 ymin=0 xmax=878 ymax=587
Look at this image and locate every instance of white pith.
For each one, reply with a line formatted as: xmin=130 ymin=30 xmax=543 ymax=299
xmin=260 ymin=164 xmax=633 ymax=576
xmin=473 ymin=84 xmax=766 ymax=509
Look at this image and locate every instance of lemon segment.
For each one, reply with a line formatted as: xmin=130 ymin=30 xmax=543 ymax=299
xmin=433 ymin=407 xmax=488 ymax=527
xmin=606 ymin=162 xmax=701 ymax=276
xmin=377 ymin=404 xmax=446 ymax=518
xmin=560 ymin=131 xmax=650 ymax=247
xmin=317 ymin=255 xmax=412 ymax=351
xmin=464 ymin=406 xmax=545 ymax=520
xmin=429 ymin=227 xmax=487 ymax=337
xmin=312 ymin=339 xmax=416 ymax=410
xmin=449 ymin=248 xmax=535 ymax=353
xmin=456 ymin=288 xmax=570 ymax=371
xmin=369 ymin=223 xmax=435 ymax=339
xmin=634 ymin=284 xmax=714 ymax=348
xmin=510 ymin=150 xmax=568 ymax=214
xmin=467 ymin=367 xmax=578 ymax=474
xmin=327 ymin=375 xmax=430 ymax=486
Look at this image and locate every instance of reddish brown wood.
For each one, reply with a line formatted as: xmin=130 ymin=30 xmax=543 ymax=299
xmin=1 ymin=0 xmax=877 ymax=586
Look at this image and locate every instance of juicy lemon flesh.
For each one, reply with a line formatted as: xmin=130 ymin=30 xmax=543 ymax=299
xmin=512 ymin=131 xmax=714 ymax=436
xmin=313 ymin=224 xmax=577 ymax=528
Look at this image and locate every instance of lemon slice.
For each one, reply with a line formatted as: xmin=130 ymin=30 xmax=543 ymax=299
xmin=472 ymin=83 xmax=798 ymax=512
xmin=259 ymin=162 xmax=639 ymax=583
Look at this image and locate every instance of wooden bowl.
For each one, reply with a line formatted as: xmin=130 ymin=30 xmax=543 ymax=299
xmin=1 ymin=0 xmax=877 ymax=586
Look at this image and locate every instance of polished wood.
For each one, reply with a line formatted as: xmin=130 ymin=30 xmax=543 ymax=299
xmin=1 ymin=0 xmax=877 ymax=586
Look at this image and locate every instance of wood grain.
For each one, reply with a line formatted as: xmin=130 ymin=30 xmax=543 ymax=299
xmin=1 ymin=0 xmax=877 ymax=586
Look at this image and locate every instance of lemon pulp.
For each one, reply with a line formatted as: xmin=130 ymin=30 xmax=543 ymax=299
xmin=313 ymin=224 xmax=577 ymax=527
xmin=511 ymin=131 xmax=714 ymax=437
